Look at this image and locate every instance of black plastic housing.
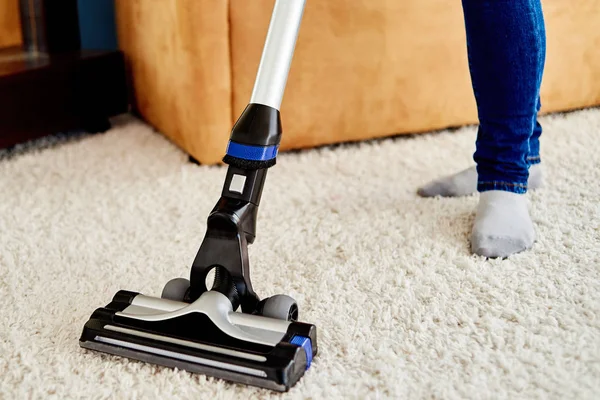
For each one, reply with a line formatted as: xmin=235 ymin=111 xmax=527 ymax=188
xmin=229 ymin=103 xmax=282 ymax=146
xmin=79 ymin=291 xmax=318 ymax=392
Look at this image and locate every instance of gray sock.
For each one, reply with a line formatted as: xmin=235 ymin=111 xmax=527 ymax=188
xmin=471 ymin=191 xmax=535 ymax=258
xmin=417 ymin=163 xmax=543 ymax=197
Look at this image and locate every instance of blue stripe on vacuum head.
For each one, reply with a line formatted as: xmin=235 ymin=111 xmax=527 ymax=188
xmin=290 ymin=335 xmax=313 ymax=369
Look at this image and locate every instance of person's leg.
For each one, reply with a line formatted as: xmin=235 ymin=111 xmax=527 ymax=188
xmin=466 ymin=0 xmax=545 ymax=191
xmin=466 ymin=0 xmax=546 ymax=257
xmin=417 ymin=0 xmax=546 ymax=257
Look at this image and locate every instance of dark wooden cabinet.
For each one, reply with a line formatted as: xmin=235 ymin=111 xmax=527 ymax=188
xmin=0 ymin=0 xmax=128 ymax=148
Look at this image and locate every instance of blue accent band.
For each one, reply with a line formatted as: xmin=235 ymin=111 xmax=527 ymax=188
xmin=290 ymin=335 xmax=313 ymax=369
xmin=225 ymin=141 xmax=279 ymax=161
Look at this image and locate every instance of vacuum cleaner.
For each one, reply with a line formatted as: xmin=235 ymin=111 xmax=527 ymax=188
xmin=79 ymin=0 xmax=316 ymax=392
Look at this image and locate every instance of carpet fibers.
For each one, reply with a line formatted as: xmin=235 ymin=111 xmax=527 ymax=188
xmin=1 ymin=109 xmax=599 ymax=399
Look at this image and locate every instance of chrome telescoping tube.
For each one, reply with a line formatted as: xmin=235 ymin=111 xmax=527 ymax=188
xmin=249 ymin=0 xmax=306 ymax=111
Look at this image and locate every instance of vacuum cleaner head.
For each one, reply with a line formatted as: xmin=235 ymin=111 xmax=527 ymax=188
xmin=80 ymin=290 xmax=317 ymax=392
xmin=80 ymin=0 xmax=315 ymax=392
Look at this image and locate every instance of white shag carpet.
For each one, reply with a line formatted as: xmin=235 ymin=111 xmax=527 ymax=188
xmin=1 ymin=108 xmax=599 ymax=400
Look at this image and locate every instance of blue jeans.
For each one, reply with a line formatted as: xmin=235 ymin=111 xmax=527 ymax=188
xmin=462 ymin=0 xmax=546 ymax=194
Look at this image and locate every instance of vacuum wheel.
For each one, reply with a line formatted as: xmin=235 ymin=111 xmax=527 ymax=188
xmin=258 ymin=295 xmax=299 ymax=321
xmin=161 ymin=278 xmax=190 ymax=301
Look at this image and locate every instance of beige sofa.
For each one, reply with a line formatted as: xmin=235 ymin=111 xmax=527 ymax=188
xmin=115 ymin=0 xmax=600 ymax=164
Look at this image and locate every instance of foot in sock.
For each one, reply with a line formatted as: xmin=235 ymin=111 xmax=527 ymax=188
xmin=417 ymin=163 xmax=543 ymax=198
xmin=470 ymin=191 xmax=535 ymax=258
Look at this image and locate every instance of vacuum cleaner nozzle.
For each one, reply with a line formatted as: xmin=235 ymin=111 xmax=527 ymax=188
xmin=80 ymin=290 xmax=317 ymax=392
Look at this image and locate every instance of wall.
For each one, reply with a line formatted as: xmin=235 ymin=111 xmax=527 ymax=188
xmin=77 ymin=0 xmax=118 ymax=50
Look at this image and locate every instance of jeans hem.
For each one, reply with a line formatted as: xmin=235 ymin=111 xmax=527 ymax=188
xmin=478 ymin=181 xmax=528 ymax=194
xmin=527 ymin=155 xmax=541 ymax=165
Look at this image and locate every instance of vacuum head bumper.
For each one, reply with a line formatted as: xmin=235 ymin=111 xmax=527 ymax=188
xmin=79 ymin=290 xmax=317 ymax=392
